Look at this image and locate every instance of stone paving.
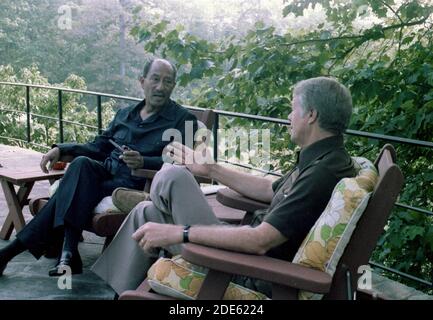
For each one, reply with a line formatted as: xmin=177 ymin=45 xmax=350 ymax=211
xmin=0 ymin=144 xmax=115 ymax=300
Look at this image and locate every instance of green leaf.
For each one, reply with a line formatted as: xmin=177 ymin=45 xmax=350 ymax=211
xmin=132 ymin=5 xmax=142 ymax=15
xmin=401 ymin=2 xmax=425 ymax=21
xmin=153 ymin=20 xmax=169 ymax=33
xmin=179 ymin=276 xmax=193 ymax=290
xmin=332 ymin=223 xmax=347 ymax=238
xmin=405 ymin=226 xmax=425 ymax=241
xmin=321 ymin=225 xmax=332 ymax=242
xmin=138 ymin=30 xmax=151 ymax=43
xmin=282 ymin=1 xmax=318 ymax=17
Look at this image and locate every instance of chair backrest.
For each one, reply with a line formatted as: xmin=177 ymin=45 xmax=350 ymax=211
xmin=188 ymin=108 xmax=215 ymax=130
xmin=325 ymin=144 xmax=404 ymax=299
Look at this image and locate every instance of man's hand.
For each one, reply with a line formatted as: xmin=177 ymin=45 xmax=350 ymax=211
xmin=120 ymin=150 xmax=144 ymax=169
xmin=40 ymin=147 xmax=61 ymax=173
xmin=165 ymin=141 xmax=215 ymax=177
xmin=132 ymin=222 xmax=183 ymax=252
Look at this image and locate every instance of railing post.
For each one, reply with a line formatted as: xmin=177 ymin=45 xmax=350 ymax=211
xmin=58 ymin=90 xmax=64 ymax=143
xmin=213 ymin=113 xmax=219 ymax=162
xmin=97 ymin=95 xmax=102 ymax=134
xmin=26 ymin=86 xmax=31 ymax=143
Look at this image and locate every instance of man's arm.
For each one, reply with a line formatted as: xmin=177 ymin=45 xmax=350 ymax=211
xmin=54 ymin=109 xmax=122 ymax=161
xmin=132 ymin=222 xmax=287 ymax=255
xmin=169 ymin=142 xmax=274 ymax=203
xmin=209 ymin=164 xmax=274 ymax=203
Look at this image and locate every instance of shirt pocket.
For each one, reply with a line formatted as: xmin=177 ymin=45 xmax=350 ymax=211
xmin=113 ymin=129 xmax=127 ymax=143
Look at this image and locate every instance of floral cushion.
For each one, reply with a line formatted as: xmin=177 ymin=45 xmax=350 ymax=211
xmin=293 ymin=157 xmax=378 ymax=299
xmin=147 ymin=255 xmax=269 ymax=300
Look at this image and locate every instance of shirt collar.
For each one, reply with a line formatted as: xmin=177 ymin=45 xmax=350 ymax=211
xmin=129 ymin=99 xmax=175 ymax=122
xmin=298 ymin=135 xmax=345 ymax=171
xmin=157 ymin=100 xmax=176 ymax=121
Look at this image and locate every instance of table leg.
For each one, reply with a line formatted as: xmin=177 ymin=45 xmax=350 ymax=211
xmin=0 ymin=180 xmax=34 ymax=240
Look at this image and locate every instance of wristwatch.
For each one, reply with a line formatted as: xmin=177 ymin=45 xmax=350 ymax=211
xmin=183 ymin=225 xmax=191 ymax=243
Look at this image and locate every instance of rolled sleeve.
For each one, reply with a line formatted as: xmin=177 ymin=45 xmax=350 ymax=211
xmin=142 ymin=155 xmax=163 ymax=170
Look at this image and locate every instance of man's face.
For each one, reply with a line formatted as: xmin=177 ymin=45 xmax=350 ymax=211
xmin=140 ymin=60 xmax=176 ymax=110
xmin=288 ymin=95 xmax=310 ymax=146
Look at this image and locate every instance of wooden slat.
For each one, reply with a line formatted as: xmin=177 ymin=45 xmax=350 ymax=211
xmin=0 ymin=170 xmax=65 ymax=184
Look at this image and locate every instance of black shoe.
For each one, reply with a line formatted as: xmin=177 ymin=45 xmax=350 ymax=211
xmin=44 ymin=243 xmax=63 ymax=259
xmin=48 ymin=250 xmax=83 ymax=277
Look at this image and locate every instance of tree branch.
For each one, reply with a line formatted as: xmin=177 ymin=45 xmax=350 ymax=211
xmin=380 ymin=0 xmax=404 ymax=24
xmin=283 ymin=16 xmax=429 ymax=47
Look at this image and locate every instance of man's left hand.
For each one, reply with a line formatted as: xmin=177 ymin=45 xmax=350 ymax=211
xmin=132 ymin=222 xmax=183 ymax=252
xmin=120 ymin=150 xmax=144 ymax=169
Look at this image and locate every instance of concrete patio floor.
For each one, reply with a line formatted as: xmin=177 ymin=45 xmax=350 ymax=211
xmin=0 ymin=144 xmax=115 ymax=300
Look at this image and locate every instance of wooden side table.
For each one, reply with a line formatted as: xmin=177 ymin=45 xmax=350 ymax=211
xmin=0 ymin=150 xmax=65 ymax=240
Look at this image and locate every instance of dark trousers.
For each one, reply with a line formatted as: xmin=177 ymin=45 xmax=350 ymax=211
xmin=17 ymin=156 xmax=143 ymax=259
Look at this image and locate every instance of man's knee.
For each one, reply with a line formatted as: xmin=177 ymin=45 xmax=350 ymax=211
xmin=150 ymin=165 xmax=195 ymax=200
xmin=69 ymin=156 xmax=94 ymax=169
xmin=129 ymin=201 xmax=153 ymax=228
xmin=154 ymin=164 xmax=194 ymax=186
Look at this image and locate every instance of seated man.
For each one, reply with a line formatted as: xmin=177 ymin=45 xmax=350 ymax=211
xmin=91 ymin=77 xmax=356 ymax=297
xmin=0 ymin=58 xmax=198 ymax=277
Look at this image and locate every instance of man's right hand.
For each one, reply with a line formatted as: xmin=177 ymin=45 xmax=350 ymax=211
xmin=165 ymin=142 xmax=215 ymax=177
xmin=40 ymin=147 xmax=61 ymax=173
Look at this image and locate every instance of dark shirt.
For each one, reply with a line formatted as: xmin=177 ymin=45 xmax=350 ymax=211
xmin=56 ymin=99 xmax=198 ymax=183
xmin=260 ymin=135 xmax=356 ymax=261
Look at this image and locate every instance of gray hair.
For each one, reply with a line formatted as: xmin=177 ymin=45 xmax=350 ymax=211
xmin=143 ymin=58 xmax=177 ymax=81
xmin=293 ymin=77 xmax=352 ymax=135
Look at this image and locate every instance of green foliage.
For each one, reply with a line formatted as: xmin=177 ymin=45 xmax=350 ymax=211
xmin=0 ymin=65 xmax=116 ymax=151
xmin=0 ymin=0 xmax=146 ymax=97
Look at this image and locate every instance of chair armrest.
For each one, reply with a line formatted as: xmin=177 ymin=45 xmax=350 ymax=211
xmin=59 ymin=155 xmax=75 ymax=163
xmin=91 ymin=211 xmax=128 ymax=237
xmin=194 ymin=175 xmax=212 ymax=184
xmin=131 ymin=169 xmax=157 ymax=179
xmin=132 ymin=169 xmax=211 ymax=184
xmin=181 ymin=243 xmax=332 ymax=294
xmin=29 ymin=197 xmax=50 ymax=216
xmin=216 ymin=188 xmax=269 ymax=213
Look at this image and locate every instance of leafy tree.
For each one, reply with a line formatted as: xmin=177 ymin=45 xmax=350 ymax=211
xmin=0 ymin=0 xmax=147 ymax=97
xmin=0 ymin=64 xmax=116 ymax=150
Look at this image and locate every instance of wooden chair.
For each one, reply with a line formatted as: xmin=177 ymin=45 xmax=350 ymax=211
xmin=119 ymin=144 xmax=404 ymax=300
xmin=29 ymin=108 xmax=217 ymax=249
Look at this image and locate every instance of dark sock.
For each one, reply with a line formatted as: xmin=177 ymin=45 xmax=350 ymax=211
xmin=63 ymin=225 xmax=81 ymax=254
xmin=0 ymin=239 xmax=26 ymax=274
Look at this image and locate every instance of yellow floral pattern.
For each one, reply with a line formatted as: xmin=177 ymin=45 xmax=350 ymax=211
xmin=147 ymin=255 xmax=270 ymax=300
xmin=293 ymin=157 xmax=378 ymax=300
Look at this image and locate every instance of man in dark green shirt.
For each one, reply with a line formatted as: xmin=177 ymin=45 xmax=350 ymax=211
xmin=91 ymin=76 xmax=356 ymax=296
xmin=0 ymin=58 xmax=197 ymax=278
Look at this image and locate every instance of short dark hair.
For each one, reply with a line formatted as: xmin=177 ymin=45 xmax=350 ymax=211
xmin=143 ymin=58 xmax=177 ymax=81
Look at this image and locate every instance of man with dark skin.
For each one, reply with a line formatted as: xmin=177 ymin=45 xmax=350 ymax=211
xmin=0 ymin=58 xmax=197 ymax=277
